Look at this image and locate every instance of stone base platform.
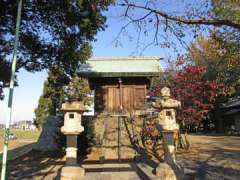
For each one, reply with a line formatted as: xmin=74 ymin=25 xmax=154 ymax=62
xmin=32 ymin=160 xmax=194 ymax=180
xmin=83 ymin=162 xmax=140 ymax=180
xmin=59 ymin=159 xmax=194 ymax=180
xmin=61 ymin=166 xmax=85 ymax=180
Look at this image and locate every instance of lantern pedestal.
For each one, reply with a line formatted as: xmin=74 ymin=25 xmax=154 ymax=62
xmin=155 ymin=130 xmax=184 ymax=180
xmin=152 ymin=87 xmax=184 ymax=180
xmin=60 ymin=102 xmax=86 ymax=180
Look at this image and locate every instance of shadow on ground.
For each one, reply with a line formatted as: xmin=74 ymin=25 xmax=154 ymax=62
xmin=0 ymin=143 xmax=34 ymax=161
xmin=3 ymin=147 xmax=157 ymax=180
xmin=1 ymin=148 xmax=65 ymax=180
xmin=1 ymin=135 xmax=239 ymax=180
xmin=179 ymin=136 xmax=240 ymax=180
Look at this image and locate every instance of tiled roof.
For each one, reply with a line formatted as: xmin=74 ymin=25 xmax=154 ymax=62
xmin=78 ymin=57 xmax=162 ymax=77
xmin=222 ymin=96 xmax=240 ymax=108
xmin=222 ymin=96 xmax=240 ymax=115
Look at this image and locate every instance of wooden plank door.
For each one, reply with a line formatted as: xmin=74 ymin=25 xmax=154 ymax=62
xmin=107 ymin=87 xmax=120 ymax=112
xmin=122 ymin=86 xmax=134 ymax=112
xmin=134 ymin=86 xmax=147 ymax=110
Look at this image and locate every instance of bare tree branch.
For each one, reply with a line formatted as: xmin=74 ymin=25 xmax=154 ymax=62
xmin=121 ymin=2 xmax=240 ymax=30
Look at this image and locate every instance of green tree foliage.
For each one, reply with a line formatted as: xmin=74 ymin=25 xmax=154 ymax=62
xmin=0 ymin=0 xmax=112 ymax=99
xmin=212 ymin=0 xmax=240 ymax=95
xmin=212 ymin=0 xmax=240 ymax=25
xmin=34 ymin=95 xmax=53 ymax=128
xmin=34 ymin=66 xmax=68 ymax=128
xmin=188 ymin=31 xmax=240 ymax=96
xmin=0 ymin=61 xmax=11 ymax=100
xmin=186 ymin=1 xmax=240 ymax=132
xmin=34 ymin=69 xmax=92 ymax=128
xmin=66 ymin=74 xmax=92 ymax=105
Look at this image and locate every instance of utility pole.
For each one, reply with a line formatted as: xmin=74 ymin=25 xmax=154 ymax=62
xmin=1 ymin=0 xmax=23 ymax=179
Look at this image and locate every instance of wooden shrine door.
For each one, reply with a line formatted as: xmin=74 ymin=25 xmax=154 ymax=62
xmin=105 ymin=85 xmax=146 ymax=113
xmin=93 ymin=85 xmax=147 ymax=160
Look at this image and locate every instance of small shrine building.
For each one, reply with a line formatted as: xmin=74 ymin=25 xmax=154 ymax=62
xmin=79 ymin=57 xmax=162 ymax=160
xmin=79 ymin=57 xmax=162 ymax=115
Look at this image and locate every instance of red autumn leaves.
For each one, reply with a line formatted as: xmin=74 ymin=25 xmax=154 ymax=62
xmin=150 ymin=57 xmax=221 ymax=125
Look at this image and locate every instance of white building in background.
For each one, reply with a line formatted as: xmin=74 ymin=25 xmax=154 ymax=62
xmin=83 ymin=92 xmax=95 ymax=116
xmin=11 ymin=120 xmax=37 ymax=130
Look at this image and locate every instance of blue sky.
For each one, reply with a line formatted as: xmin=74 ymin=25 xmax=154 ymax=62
xmin=0 ymin=3 xmax=195 ymax=123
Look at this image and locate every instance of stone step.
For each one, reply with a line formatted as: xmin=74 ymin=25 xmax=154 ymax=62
xmin=81 ymin=162 xmax=158 ymax=180
xmin=85 ymin=172 xmax=140 ymax=180
xmin=83 ymin=163 xmax=140 ymax=180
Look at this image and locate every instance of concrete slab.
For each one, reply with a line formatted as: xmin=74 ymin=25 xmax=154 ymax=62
xmin=83 ymin=162 xmax=141 ymax=180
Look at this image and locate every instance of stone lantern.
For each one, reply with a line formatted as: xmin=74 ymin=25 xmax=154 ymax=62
xmin=60 ymin=101 xmax=86 ymax=180
xmin=152 ymin=87 xmax=183 ymax=180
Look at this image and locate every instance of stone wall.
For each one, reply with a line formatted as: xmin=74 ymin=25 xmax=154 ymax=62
xmin=87 ymin=114 xmax=162 ymax=161
xmin=88 ymin=115 xmax=138 ymax=160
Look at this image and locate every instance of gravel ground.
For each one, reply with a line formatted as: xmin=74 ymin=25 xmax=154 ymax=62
xmin=3 ymin=135 xmax=240 ymax=180
xmin=178 ymin=135 xmax=240 ymax=180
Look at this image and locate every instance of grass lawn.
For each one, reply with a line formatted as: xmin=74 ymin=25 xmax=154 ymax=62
xmin=0 ymin=129 xmax=41 ymax=141
xmin=0 ymin=129 xmax=41 ymax=161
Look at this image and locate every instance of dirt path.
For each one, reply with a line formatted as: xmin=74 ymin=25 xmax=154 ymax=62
xmin=178 ymin=135 xmax=240 ymax=180
xmin=0 ymin=139 xmax=36 ymax=152
xmin=3 ymin=135 xmax=240 ymax=180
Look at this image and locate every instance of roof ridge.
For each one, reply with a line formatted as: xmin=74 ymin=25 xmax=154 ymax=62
xmin=88 ymin=56 xmax=162 ymax=61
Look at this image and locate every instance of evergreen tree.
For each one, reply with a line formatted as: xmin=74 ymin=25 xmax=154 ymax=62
xmin=34 ymin=66 xmax=68 ymax=128
xmin=34 ymin=68 xmax=92 ymax=128
xmin=34 ymin=41 xmax=93 ymax=128
xmin=66 ymin=74 xmax=92 ymax=105
xmin=34 ymin=95 xmax=53 ymax=128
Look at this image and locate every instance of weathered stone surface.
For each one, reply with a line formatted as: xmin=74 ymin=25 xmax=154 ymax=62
xmin=155 ymin=163 xmax=177 ymax=180
xmin=61 ymin=166 xmax=85 ymax=180
xmin=33 ymin=115 xmax=59 ymax=151
xmin=60 ymin=100 xmax=86 ymax=178
xmin=66 ymin=135 xmax=78 ymax=165
xmin=61 ymin=112 xmax=84 ymax=135
xmin=61 ymin=101 xmax=86 ymax=112
xmin=152 ymin=87 xmax=184 ymax=180
xmin=92 ymin=115 xmax=143 ymax=160
xmin=152 ymin=87 xmax=180 ymax=132
xmin=162 ymin=132 xmax=177 ymax=166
